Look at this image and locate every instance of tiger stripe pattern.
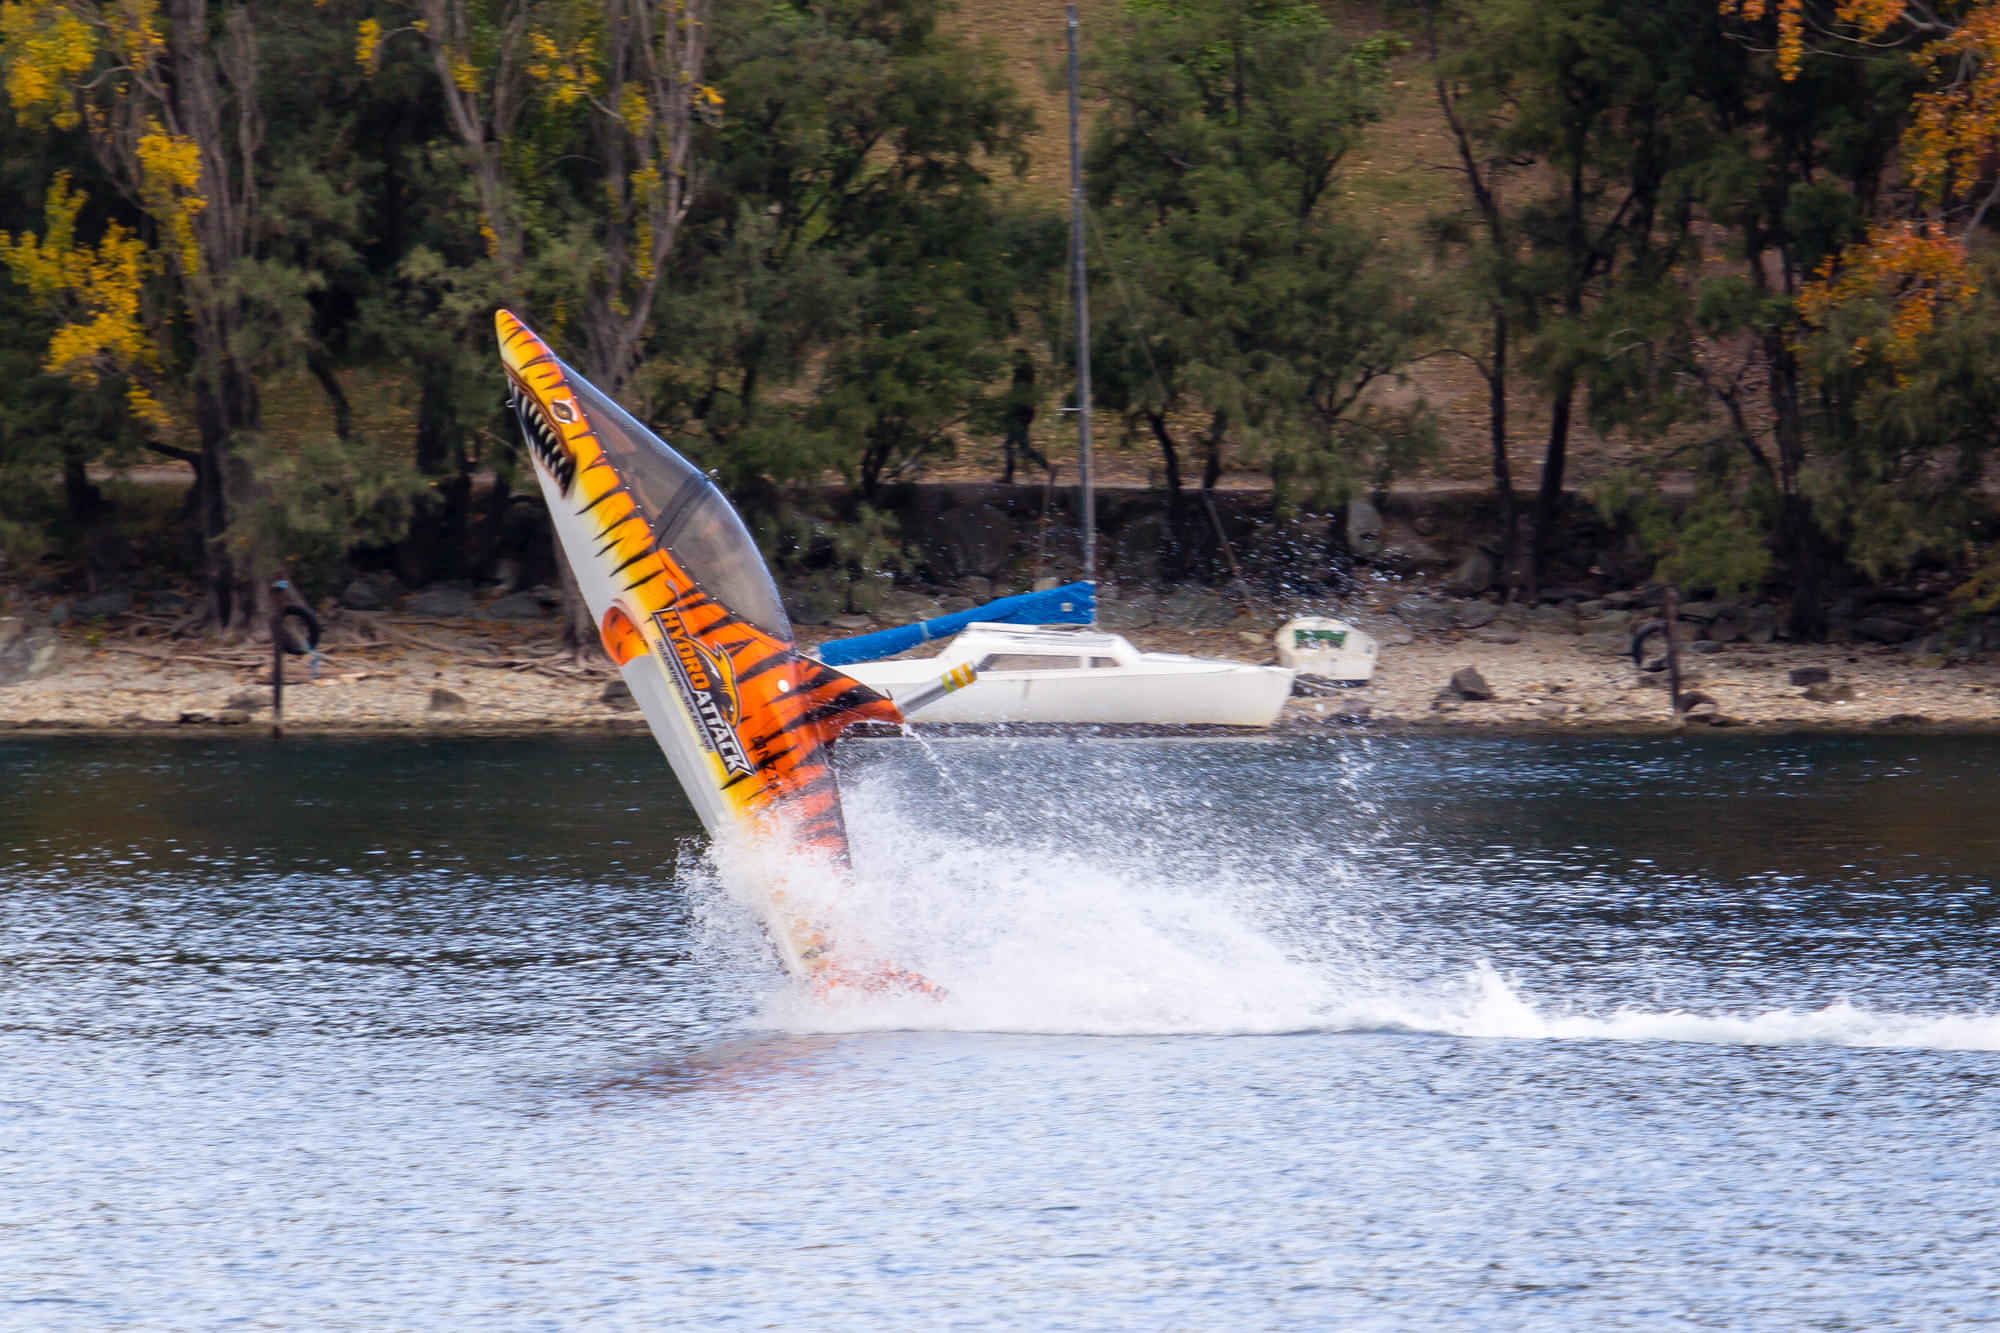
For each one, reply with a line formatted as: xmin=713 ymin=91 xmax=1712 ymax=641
xmin=496 ymin=309 xmax=902 ymax=869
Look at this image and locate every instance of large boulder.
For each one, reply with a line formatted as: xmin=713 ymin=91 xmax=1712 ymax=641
xmin=929 ymin=503 xmax=1015 ymax=579
xmin=1523 ymin=604 xmax=1581 ymax=635
xmin=878 ymin=588 xmax=945 ymax=622
xmin=483 ymin=589 xmax=554 ymax=620
xmin=1704 ymin=606 xmax=1748 ymax=643
xmin=1445 ymin=550 xmax=1495 ymax=597
xmin=405 ymin=585 xmax=478 ymax=618
xmin=1447 ymin=665 xmax=1494 ymax=700
xmin=0 ymin=618 xmax=61 ymax=686
xmin=1346 ymin=498 xmax=1385 ymax=558
xmin=1854 ymin=615 xmax=1920 ymax=645
xmin=1452 ymin=600 xmax=1502 ymax=630
xmin=784 ymin=570 xmax=845 ymax=626
xmin=1099 ymin=595 xmax=1158 ymax=631
xmin=1582 ymin=628 xmax=1635 ymax=658
xmin=1391 ymin=597 xmax=1456 ymax=634
xmin=1157 ymin=586 xmax=1235 ymax=629
xmin=340 ymin=576 xmax=392 ymax=611
xmin=70 ymin=589 xmax=133 ymax=621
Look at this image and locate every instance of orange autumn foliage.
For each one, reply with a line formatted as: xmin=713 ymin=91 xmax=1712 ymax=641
xmin=1796 ymin=221 xmax=1979 ymax=368
xmin=1723 ymin=0 xmax=1997 ymax=367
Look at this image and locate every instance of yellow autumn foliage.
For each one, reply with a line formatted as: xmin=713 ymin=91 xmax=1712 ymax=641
xmin=525 ymin=28 xmax=597 ymax=108
xmin=628 ymin=163 xmax=661 ymax=281
xmin=0 ymin=172 xmax=170 ymax=430
xmin=101 ymin=0 xmax=162 ymax=73
xmin=355 ymin=16 xmax=382 ymax=73
xmin=0 ymin=0 xmax=97 ymax=129
xmin=135 ymin=119 xmax=207 ymax=275
xmin=618 ymin=81 xmax=646 ymax=135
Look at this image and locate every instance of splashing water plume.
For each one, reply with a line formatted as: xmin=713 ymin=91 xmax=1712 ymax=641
xmin=678 ymin=739 xmax=2000 ymax=1052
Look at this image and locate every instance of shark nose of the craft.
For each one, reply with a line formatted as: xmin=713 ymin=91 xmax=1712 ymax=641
xmin=494 ymin=307 xmax=520 ymax=350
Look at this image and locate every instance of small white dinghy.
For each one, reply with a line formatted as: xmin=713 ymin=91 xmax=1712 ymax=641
xmin=1276 ymin=616 xmax=1379 ymax=684
xmin=838 ymin=622 xmax=1295 ymax=728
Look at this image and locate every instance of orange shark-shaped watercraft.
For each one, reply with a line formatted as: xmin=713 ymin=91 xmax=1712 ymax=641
xmin=496 ymin=309 xmax=968 ymax=988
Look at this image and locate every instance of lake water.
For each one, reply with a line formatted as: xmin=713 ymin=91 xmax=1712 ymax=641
xmin=3 ymin=732 xmax=1998 ymax=1329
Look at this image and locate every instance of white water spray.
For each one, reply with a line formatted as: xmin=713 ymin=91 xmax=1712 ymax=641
xmin=678 ymin=740 xmax=2000 ymax=1053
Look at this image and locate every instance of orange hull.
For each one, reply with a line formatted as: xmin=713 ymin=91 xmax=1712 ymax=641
xmin=496 ymin=309 xmax=925 ymax=992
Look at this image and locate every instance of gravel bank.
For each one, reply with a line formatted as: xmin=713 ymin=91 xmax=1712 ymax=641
xmin=4 ymin=598 xmax=1998 ymax=737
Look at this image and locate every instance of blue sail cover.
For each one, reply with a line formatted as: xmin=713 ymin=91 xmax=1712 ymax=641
xmin=814 ymin=582 xmax=1096 ymax=666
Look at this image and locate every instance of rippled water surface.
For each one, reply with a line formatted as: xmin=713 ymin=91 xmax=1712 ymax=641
xmin=4 ymin=733 xmax=1998 ymax=1329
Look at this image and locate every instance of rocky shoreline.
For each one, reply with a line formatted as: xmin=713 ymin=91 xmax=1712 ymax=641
xmin=4 ymin=579 xmax=1999 ymax=737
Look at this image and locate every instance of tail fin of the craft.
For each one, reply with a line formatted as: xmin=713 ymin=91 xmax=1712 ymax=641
xmin=787 ymin=660 xmax=905 ymax=743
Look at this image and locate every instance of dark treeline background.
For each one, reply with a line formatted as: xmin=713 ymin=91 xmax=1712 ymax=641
xmin=4 ymin=0 xmax=2000 ymax=641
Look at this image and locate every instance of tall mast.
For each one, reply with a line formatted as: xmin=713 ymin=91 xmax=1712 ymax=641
xmin=1066 ymin=3 xmax=1095 ymax=595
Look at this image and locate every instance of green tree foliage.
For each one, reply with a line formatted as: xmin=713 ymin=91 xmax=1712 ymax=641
xmin=660 ymin=0 xmax=1039 ymax=508
xmin=1428 ymin=0 xmax=1723 ymax=595
xmin=2 ymin=0 xmax=1996 ymax=627
xmin=1432 ymin=0 xmax=1993 ymax=632
xmin=1579 ymin=0 xmax=1935 ymax=634
xmin=0 ymin=0 xmax=428 ymax=630
xmin=1085 ymin=0 xmax=1435 ymax=578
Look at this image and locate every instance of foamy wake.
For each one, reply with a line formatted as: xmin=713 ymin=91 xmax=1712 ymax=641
xmin=1368 ymin=960 xmax=2000 ymax=1052
xmin=680 ymin=764 xmax=2000 ymax=1054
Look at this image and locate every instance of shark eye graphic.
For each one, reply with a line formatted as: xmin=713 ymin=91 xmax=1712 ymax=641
xmin=550 ymin=399 xmax=576 ymax=424
xmin=511 ymin=386 xmax=579 ymax=496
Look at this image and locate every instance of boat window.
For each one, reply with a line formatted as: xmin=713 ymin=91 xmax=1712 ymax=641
xmin=1089 ymin=657 xmax=1119 ymax=669
xmin=562 ymin=360 xmax=792 ymax=639
xmin=983 ymin=654 xmax=1086 ymax=672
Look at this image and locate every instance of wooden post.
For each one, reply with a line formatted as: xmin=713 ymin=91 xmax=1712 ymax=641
xmin=269 ymin=602 xmax=285 ymax=739
xmin=1663 ymin=584 xmax=1683 ymax=731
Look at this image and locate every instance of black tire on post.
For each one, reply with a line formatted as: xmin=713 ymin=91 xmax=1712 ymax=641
xmin=1629 ymin=620 xmax=1668 ymax=670
xmin=277 ymin=604 xmax=321 ymax=656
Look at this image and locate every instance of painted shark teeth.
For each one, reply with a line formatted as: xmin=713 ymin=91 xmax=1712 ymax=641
xmin=512 ymin=381 xmax=578 ymax=496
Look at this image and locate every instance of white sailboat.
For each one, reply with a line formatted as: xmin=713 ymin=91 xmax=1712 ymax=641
xmin=844 ymin=621 xmax=1295 ymax=728
xmin=824 ymin=8 xmax=1297 ymax=729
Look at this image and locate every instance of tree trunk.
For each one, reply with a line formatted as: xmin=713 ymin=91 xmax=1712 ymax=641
xmin=1487 ymin=307 xmax=1517 ymax=598
xmin=407 ymin=372 xmax=469 ymax=583
xmin=1531 ymin=369 xmax=1576 ymax=599
xmin=1430 ymin=4 xmax=1518 ymax=600
xmin=61 ymin=440 xmax=105 ymax=525
xmin=1766 ymin=334 xmax=1825 ymax=639
xmin=1201 ymin=409 xmax=1226 ymax=491
xmin=223 ymin=432 xmax=262 ymax=638
xmin=192 ymin=378 xmax=242 ymax=630
xmin=308 ymin=351 xmax=352 ymax=442
xmin=474 ymin=471 xmax=512 ymax=583
xmin=558 ymin=560 xmax=597 ymax=662
xmin=1146 ymin=410 xmax=1193 ymax=579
